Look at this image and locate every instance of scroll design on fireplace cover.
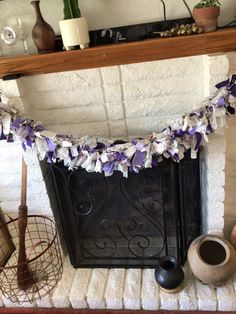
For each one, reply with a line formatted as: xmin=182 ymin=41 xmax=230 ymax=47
xmin=68 ymin=176 xmax=95 ymax=217
xmin=81 ymin=217 xmax=164 ymax=259
xmin=46 ymin=150 xmax=201 ymax=267
xmin=68 ymin=169 xmax=165 ymax=260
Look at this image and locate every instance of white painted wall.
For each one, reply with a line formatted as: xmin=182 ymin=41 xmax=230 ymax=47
xmin=224 ymin=51 xmax=236 ymax=239
xmin=22 ymin=56 xmax=206 ymax=138
xmin=0 ymin=0 xmax=234 ymax=238
xmin=0 ymin=53 xmax=229 ymax=236
xmin=0 ymin=0 xmax=235 ymax=56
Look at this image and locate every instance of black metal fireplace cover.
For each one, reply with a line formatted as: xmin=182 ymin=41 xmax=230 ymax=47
xmin=44 ymin=150 xmax=201 ymax=268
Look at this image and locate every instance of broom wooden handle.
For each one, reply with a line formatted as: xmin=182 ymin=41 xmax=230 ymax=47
xmin=21 ymin=157 xmax=27 ymax=207
xmin=17 ymin=156 xmax=34 ymax=291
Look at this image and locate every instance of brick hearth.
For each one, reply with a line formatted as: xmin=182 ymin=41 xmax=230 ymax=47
xmin=1 ymin=257 xmax=236 ymax=311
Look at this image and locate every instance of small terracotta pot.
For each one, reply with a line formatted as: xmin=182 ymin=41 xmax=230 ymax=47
xmin=188 ymin=234 xmax=236 ymax=287
xmin=155 ymin=256 xmax=184 ymax=293
xmin=192 ymin=6 xmax=220 ymax=33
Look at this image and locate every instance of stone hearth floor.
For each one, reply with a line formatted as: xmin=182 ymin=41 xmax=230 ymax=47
xmin=1 ymin=255 xmax=236 ymax=311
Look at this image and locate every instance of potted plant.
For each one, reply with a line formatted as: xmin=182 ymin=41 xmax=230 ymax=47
xmin=192 ymin=0 xmax=221 ymax=33
xmin=59 ymin=0 xmax=90 ymax=50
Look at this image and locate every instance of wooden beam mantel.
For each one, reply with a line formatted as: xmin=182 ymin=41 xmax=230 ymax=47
xmin=0 ymin=27 xmax=236 ymax=79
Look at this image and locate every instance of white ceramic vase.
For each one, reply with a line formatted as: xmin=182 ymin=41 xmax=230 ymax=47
xmin=59 ymin=17 xmax=90 ymax=50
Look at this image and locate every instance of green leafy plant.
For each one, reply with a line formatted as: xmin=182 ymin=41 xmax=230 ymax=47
xmin=63 ymin=0 xmax=81 ymax=19
xmin=194 ymin=0 xmax=221 ymax=8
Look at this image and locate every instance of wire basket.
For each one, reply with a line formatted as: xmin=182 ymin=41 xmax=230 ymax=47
xmin=0 ymin=215 xmax=63 ymax=304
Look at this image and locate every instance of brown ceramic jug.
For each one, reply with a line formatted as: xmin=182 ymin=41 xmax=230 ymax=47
xmin=31 ymin=0 xmax=56 ymax=53
xmin=188 ymin=234 xmax=236 ymax=287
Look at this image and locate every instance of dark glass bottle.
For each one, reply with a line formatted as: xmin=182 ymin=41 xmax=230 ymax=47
xmin=31 ymin=0 xmax=56 ymax=53
xmin=155 ymin=256 xmax=184 ymax=293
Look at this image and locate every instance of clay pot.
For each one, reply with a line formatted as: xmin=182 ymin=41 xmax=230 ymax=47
xmin=192 ymin=6 xmax=220 ymax=33
xmin=154 ymin=256 xmax=184 ymax=293
xmin=188 ymin=234 xmax=236 ymax=287
xmin=31 ymin=0 xmax=56 ymax=53
xmin=230 ymin=224 xmax=236 ymax=249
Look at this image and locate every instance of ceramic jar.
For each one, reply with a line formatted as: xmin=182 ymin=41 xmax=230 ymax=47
xmin=188 ymin=234 xmax=236 ymax=287
xmin=59 ymin=17 xmax=90 ymax=50
xmin=230 ymin=224 xmax=236 ymax=249
xmin=155 ymin=256 xmax=184 ymax=293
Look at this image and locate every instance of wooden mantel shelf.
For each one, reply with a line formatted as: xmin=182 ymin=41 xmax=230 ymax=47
xmin=0 ymin=27 xmax=236 ymax=78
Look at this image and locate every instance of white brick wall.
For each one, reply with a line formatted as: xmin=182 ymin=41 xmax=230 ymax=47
xmin=0 ymin=53 xmax=233 ymax=310
xmin=0 ymin=54 xmax=228 ymax=232
xmin=224 ymin=51 xmax=236 ymax=239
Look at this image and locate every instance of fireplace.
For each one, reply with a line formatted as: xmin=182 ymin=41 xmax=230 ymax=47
xmin=0 ymin=52 xmax=232 ymax=310
xmin=45 ymin=150 xmax=201 ymax=268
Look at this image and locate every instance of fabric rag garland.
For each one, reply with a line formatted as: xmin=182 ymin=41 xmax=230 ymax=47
xmin=0 ymin=75 xmax=236 ymax=178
